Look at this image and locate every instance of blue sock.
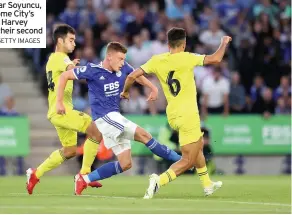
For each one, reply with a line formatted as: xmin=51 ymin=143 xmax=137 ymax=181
xmin=88 ymin=161 xmax=123 ymax=182
xmin=146 ymin=138 xmax=181 ymax=162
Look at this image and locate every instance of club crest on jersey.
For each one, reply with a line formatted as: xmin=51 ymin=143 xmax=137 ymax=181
xmin=116 ymin=71 xmax=122 ymax=77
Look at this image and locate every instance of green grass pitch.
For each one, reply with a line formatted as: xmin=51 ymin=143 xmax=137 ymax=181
xmin=0 ymin=175 xmax=291 ymax=214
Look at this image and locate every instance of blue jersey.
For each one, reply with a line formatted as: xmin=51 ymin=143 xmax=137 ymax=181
xmin=73 ymin=62 xmax=134 ymax=120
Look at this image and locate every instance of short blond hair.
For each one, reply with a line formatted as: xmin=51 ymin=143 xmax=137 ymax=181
xmin=106 ymin=42 xmax=127 ymax=54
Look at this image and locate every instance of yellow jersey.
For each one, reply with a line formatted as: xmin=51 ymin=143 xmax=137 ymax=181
xmin=141 ymin=52 xmax=205 ymax=119
xmin=46 ymin=52 xmax=74 ymax=118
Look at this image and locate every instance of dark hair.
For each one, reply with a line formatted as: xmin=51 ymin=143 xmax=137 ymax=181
xmin=106 ymin=42 xmax=127 ymax=54
xmin=53 ymin=24 xmax=76 ymax=45
xmin=167 ymin=27 xmax=186 ymax=48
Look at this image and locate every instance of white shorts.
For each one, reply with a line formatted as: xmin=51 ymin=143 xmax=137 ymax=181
xmin=95 ymin=112 xmax=137 ymax=155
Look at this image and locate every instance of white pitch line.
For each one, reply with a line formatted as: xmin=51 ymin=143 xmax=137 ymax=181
xmin=7 ymin=193 xmax=292 ymax=207
xmin=0 ymin=205 xmax=289 ymax=213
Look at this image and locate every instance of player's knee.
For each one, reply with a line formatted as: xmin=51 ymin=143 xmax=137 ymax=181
xmin=120 ymin=160 xmax=132 ymax=171
xmin=181 ymin=157 xmax=193 ymax=170
xmin=64 ymin=151 xmax=76 ymax=159
xmin=134 ymin=127 xmax=152 ymax=144
xmin=190 ymin=157 xmax=198 ymax=167
xmin=63 ymin=147 xmax=77 ymax=159
xmin=86 ymin=123 xmax=102 ymax=142
xmin=185 ymin=159 xmax=194 ymax=170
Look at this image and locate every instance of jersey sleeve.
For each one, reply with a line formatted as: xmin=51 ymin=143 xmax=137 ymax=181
xmin=188 ymin=53 xmax=206 ymax=67
xmin=140 ymin=57 xmax=157 ymax=74
xmin=59 ymin=56 xmax=74 ymax=72
xmin=72 ymin=64 xmax=92 ymax=80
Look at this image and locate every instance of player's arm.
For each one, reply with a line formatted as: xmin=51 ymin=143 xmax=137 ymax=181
xmin=66 ymin=59 xmax=80 ymax=70
xmin=66 ymin=60 xmax=89 ymax=83
xmin=56 ymin=70 xmax=77 ymax=115
xmin=66 ymin=64 xmax=75 ymax=71
xmin=56 ymin=65 xmax=90 ymax=114
xmin=121 ymin=68 xmax=144 ymax=100
xmin=67 ymin=63 xmax=87 ymax=84
xmin=122 ymin=58 xmax=156 ymax=100
xmin=204 ymin=36 xmax=232 ymax=65
xmin=61 ymin=56 xmax=80 ymax=71
xmin=135 ymin=76 xmax=158 ymax=101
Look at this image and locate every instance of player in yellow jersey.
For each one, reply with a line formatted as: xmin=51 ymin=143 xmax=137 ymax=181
xmin=121 ymin=27 xmax=232 ymax=198
xmin=26 ymin=24 xmax=102 ymax=195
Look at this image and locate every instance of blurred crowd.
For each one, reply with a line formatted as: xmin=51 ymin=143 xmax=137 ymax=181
xmin=0 ymin=73 xmax=18 ymax=116
xmin=23 ymin=0 xmax=291 ymax=118
xmin=0 ymin=73 xmax=22 ymax=176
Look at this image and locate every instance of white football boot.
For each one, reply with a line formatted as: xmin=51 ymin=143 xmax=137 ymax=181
xmin=204 ymin=181 xmax=223 ymax=196
xmin=143 ymin=174 xmax=160 ymax=199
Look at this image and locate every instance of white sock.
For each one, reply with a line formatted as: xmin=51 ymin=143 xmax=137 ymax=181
xmin=82 ymin=174 xmax=91 ymax=183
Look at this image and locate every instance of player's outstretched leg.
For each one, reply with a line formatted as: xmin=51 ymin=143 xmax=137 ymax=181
xmin=78 ymin=122 xmax=103 ymax=188
xmin=144 ymin=137 xmax=203 ymax=199
xmin=78 ymin=137 xmax=102 ymax=188
xmin=194 ymin=150 xmax=222 ymax=196
xmin=79 ymin=138 xmax=99 ymax=175
xmin=26 ymin=145 xmax=75 ymax=195
xmin=26 ymin=121 xmax=103 ymax=195
xmin=75 ymin=149 xmax=132 ymax=195
xmin=134 ymin=127 xmax=181 ymax=162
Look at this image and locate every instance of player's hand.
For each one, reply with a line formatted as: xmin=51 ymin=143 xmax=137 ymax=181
xmin=120 ymin=91 xmax=130 ymax=100
xmin=221 ymin=36 xmax=232 ymax=45
xmin=56 ymin=102 xmax=66 ymax=115
xmin=73 ymin=59 xmax=80 ymax=66
xmin=146 ymin=88 xmax=158 ymax=101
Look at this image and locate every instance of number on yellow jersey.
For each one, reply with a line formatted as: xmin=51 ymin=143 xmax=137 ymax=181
xmin=140 ymin=52 xmax=205 ymax=117
xmin=46 ymin=52 xmax=74 ymax=118
xmin=167 ymin=70 xmax=181 ymax=96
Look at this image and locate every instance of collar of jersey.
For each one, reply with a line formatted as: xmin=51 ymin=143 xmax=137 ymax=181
xmin=100 ymin=62 xmax=113 ymax=73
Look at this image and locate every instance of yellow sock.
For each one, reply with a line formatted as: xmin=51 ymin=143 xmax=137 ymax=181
xmin=159 ymin=168 xmax=177 ymax=186
xmin=36 ymin=149 xmax=66 ymax=178
xmin=196 ymin=166 xmax=212 ymax=188
xmin=80 ymin=138 xmax=99 ymax=174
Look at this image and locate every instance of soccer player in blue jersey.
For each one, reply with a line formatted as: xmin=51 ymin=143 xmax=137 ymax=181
xmin=56 ymin=42 xmax=182 ymax=195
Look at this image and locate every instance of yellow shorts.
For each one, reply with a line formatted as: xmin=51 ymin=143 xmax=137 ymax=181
xmin=49 ymin=110 xmax=92 ymax=147
xmin=168 ymin=112 xmax=203 ymax=146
